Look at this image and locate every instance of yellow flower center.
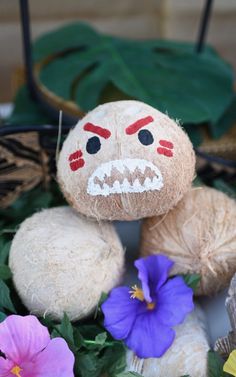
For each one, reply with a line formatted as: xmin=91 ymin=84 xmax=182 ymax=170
xmin=11 ymin=365 xmax=22 ymax=377
xmin=129 ymin=285 xmax=145 ymax=301
xmin=129 ymin=285 xmax=156 ymax=310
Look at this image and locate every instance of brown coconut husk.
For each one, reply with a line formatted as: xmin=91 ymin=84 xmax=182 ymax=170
xmin=57 ymin=100 xmax=195 ymax=221
xmin=140 ymin=186 xmax=236 ymax=296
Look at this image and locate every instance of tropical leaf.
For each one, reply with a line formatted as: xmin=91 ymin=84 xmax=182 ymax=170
xmin=7 ymin=86 xmax=53 ymax=125
xmin=33 ymin=22 xmax=234 ymax=129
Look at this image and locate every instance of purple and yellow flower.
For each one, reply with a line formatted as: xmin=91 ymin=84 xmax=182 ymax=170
xmin=0 ymin=315 xmax=74 ymax=377
xmin=102 ymin=255 xmax=194 ymax=358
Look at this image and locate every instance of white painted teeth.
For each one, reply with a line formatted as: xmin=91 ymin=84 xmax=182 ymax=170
xmin=87 ymin=158 xmax=163 ymax=196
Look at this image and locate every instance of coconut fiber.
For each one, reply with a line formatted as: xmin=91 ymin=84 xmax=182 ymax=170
xmin=57 ymin=100 xmax=195 ymax=221
xmin=9 ymin=206 xmax=124 ymax=320
xmin=141 ymin=186 xmax=236 ymax=296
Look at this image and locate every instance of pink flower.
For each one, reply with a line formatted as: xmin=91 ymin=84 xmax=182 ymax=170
xmin=0 ymin=315 xmax=74 ymax=377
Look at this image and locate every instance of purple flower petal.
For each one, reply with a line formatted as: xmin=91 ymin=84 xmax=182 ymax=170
xmin=102 ymin=286 xmax=141 ymax=340
xmin=32 ymin=338 xmax=75 ymax=377
xmin=0 ymin=357 xmax=14 ymax=377
xmin=0 ymin=315 xmax=50 ymax=365
xmin=135 ymin=255 xmax=174 ymax=302
xmin=125 ymin=311 xmax=175 ymax=358
xmin=156 ymin=276 xmax=194 ymax=326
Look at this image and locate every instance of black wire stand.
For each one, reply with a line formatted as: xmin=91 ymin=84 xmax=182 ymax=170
xmin=4 ymin=0 xmax=236 ymax=179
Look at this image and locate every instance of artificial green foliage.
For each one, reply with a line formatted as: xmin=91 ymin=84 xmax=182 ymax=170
xmin=208 ymin=350 xmax=232 ymax=377
xmin=33 ymin=22 xmax=235 ymax=140
xmin=182 ymin=274 xmax=201 ymax=292
xmin=7 ymin=86 xmax=54 ymax=125
xmin=209 ymin=94 xmax=236 ymax=139
xmin=0 ymin=280 xmax=16 ymax=313
xmin=0 ymin=182 xmax=65 ymax=233
xmin=213 ymin=179 xmax=236 ymax=199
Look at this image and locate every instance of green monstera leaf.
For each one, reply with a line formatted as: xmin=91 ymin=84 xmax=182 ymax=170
xmin=33 ymin=22 xmax=235 ymax=132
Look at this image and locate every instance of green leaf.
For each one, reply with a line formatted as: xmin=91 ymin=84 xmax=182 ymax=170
xmin=210 ymin=93 xmax=236 ymax=138
xmin=183 ymin=123 xmax=204 ymax=147
xmin=207 ymin=350 xmax=231 ymax=377
xmin=208 ymin=350 xmax=223 ymax=377
xmin=94 ymin=291 xmax=108 ymax=319
xmin=7 ymin=86 xmax=53 ymax=125
xmin=94 ymin=332 xmax=107 ymax=345
xmin=0 ymin=184 xmax=60 ymax=230
xmin=34 ymin=22 xmax=234 ymax=128
xmin=33 ymin=22 xmax=100 ymax=63
xmin=53 ymin=313 xmax=77 ymax=352
xmin=0 ymin=240 xmax=11 ymax=264
xmin=0 ymin=312 xmax=6 ymax=322
xmin=182 ymin=274 xmax=201 ymax=292
xmin=213 ymin=179 xmax=236 ymax=198
xmin=102 ymin=341 xmax=127 ymax=376
xmin=0 ymin=264 xmax=12 ymax=280
xmin=75 ymin=353 xmax=102 ymax=377
xmin=0 ymin=280 xmax=16 ymax=313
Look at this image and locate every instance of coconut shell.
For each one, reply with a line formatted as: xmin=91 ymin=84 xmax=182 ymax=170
xmin=126 ymin=306 xmax=209 ymax=377
xmin=215 ymin=272 xmax=236 ymax=358
xmin=140 ymin=186 xmax=236 ymax=296
xmin=9 ymin=206 xmax=124 ymax=321
xmin=57 ymin=100 xmax=195 ymax=221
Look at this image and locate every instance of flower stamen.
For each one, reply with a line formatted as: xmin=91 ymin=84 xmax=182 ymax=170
xmin=129 ymin=285 xmax=145 ymax=301
xmin=11 ymin=365 xmax=22 ymax=377
xmin=129 ymin=285 xmax=156 ymax=310
xmin=147 ymin=302 xmax=156 ymax=310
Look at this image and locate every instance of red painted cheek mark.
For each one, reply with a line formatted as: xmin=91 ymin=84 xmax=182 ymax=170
xmin=159 ymin=140 xmax=174 ymax=149
xmin=69 ymin=150 xmax=83 ymax=161
xmin=68 ymin=150 xmax=85 ymax=171
xmin=157 ymin=139 xmax=174 ymax=157
xmin=157 ymin=147 xmax=173 ymax=157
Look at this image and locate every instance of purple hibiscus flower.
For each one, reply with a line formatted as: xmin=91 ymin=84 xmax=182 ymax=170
xmin=102 ymin=255 xmax=194 ymax=358
xmin=0 ymin=315 xmax=74 ymax=377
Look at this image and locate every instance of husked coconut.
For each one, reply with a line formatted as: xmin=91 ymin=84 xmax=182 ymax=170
xmin=57 ymin=100 xmax=195 ymax=221
xmin=141 ymin=186 xmax=236 ymax=296
xmin=9 ymin=206 xmax=124 ymax=321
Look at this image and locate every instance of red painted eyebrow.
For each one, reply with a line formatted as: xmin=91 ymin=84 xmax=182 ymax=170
xmin=125 ymin=116 xmax=154 ymax=135
xmin=83 ymin=122 xmax=111 ymax=139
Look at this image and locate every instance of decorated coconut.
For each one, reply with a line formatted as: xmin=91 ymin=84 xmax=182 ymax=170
xmin=9 ymin=206 xmax=124 ymax=321
xmin=57 ymin=100 xmax=195 ymax=221
xmin=141 ymin=186 xmax=236 ymax=296
xmin=126 ymin=306 xmax=209 ymax=377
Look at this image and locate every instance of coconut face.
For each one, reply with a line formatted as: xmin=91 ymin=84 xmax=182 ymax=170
xmin=9 ymin=207 xmax=124 ymax=321
xmin=58 ymin=100 xmax=195 ymax=220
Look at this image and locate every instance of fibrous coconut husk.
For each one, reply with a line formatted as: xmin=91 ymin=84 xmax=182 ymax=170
xmin=9 ymin=206 xmax=125 ymax=321
xmin=58 ymin=100 xmax=195 ymax=221
xmin=141 ymin=186 xmax=236 ymax=296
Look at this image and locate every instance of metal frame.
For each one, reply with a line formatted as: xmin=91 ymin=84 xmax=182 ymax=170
xmin=3 ymin=0 xmax=236 ymax=179
xmin=1 ymin=0 xmax=215 ymax=135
